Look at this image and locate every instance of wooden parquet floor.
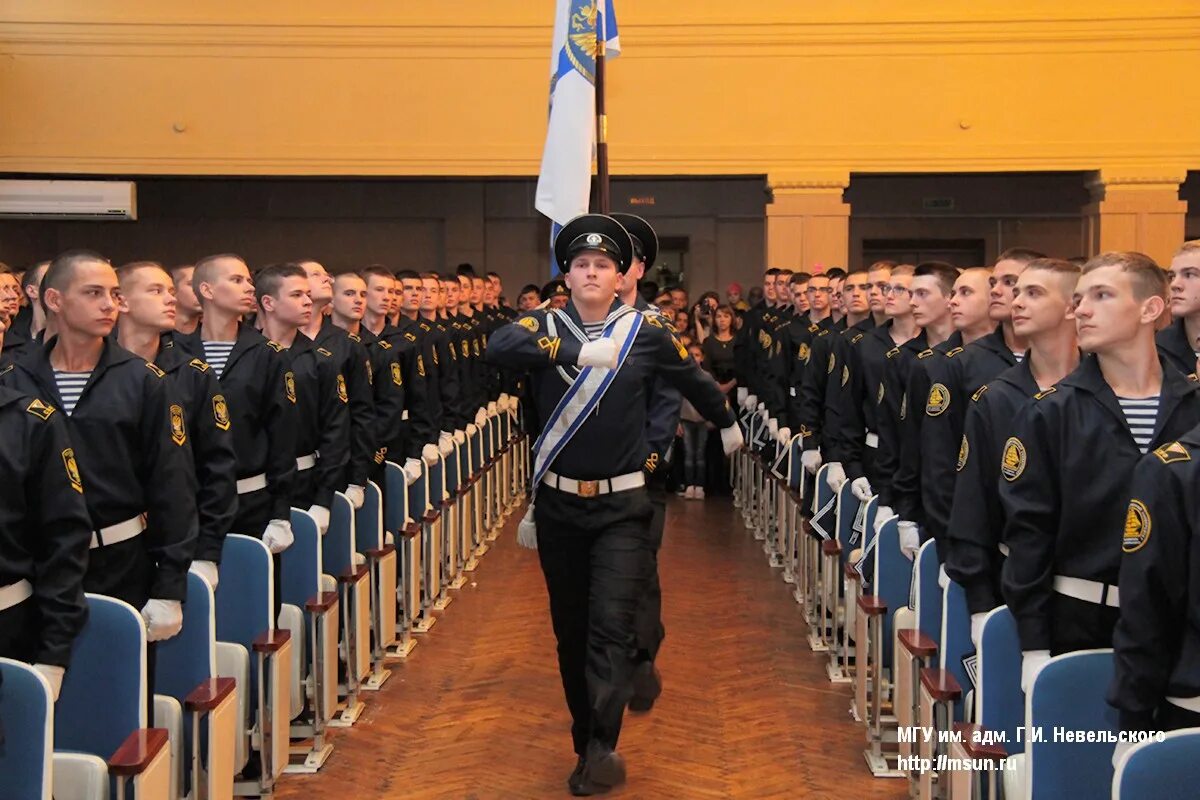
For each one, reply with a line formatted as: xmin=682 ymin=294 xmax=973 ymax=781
xmin=276 ymin=496 xmax=909 ymax=799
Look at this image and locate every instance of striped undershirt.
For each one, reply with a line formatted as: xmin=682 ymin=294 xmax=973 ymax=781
xmin=1116 ymin=395 xmax=1160 ymax=454
xmin=1012 ymin=350 xmax=1026 ymax=363
xmin=581 ymin=321 xmax=606 ymax=341
xmin=202 ymin=340 xmax=236 ymax=378
xmin=53 ymin=371 xmax=91 ymax=415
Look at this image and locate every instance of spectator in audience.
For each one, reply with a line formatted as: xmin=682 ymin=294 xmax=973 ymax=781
xmin=673 ymin=308 xmax=691 ymax=337
xmin=693 ymin=291 xmax=720 ymax=342
xmin=747 ymin=285 xmax=763 ymax=307
xmin=517 ymin=283 xmax=542 ymax=311
xmin=670 ymin=287 xmax=689 ymax=314
xmin=702 ymin=304 xmax=738 ymax=398
xmin=653 ymin=291 xmax=673 ymax=313
xmin=678 ymin=342 xmax=713 ymax=499
xmin=727 ymin=282 xmax=749 ymax=311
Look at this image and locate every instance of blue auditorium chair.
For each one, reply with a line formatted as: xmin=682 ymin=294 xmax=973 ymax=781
xmin=384 ymin=460 xmax=420 ymax=657
xmin=0 ymin=657 xmax=53 ymax=799
xmin=323 ymin=491 xmax=371 ymax=727
xmin=1113 ymin=728 xmax=1200 ymax=800
xmin=356 ymin=479 xmax=398 ymax=687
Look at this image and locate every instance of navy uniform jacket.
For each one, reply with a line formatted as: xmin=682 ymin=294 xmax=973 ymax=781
xmin=918 ymin=329 xmax=1019 ymax=548
xmin=874 ymin=330 xmax=928 ymax=508
xmin=487 ymin=301 xmax=735 ymax=481
xmin=635 ymin=297 xmax=682 ymax=478
xmin=944 ymin=359 xmax=1041 ymax=614
xmin=798 ymin=317 xmax=873 ymax=453
xmin=286 ymin=333 xmax=349 ymax=509
xmin=733 ymin=302 xmax=769 ymax=400
xmin=826 ymin=320 xmax=894 ymax=484
xmin=176 ymin=324 xmax=298 ymax=525
xmin=892 ymin=332 xmax=963 ymax=532
xmin=414 ymin=317 xmax=460 ymax=434
xmin=2 ymin=338 xmax=198 ymax=604
xmin=316 ymin=320 xmax=375 ymax=489
xmin=1157 ymin=317 xmax=1195 ymax=377
xmin=155 ymin=336 xmax=238 ymax=565
xmin=999 ymin=356 xmax=1200 ymax=652
xmin=769 ymin=313 xmax=825 ymax=422
xmin=0 ymin=385 xmax=92 ymax=667
xmin=1108 ymin=429 xmax=1200 ymax=731
xmin=373 ymin=321 xmax=434 ymax=459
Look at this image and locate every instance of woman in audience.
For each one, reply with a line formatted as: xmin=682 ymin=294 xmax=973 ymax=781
xmin=678 ymin=342 xmax=715 ymax=499
xmin=673 ymin=308 xmax=691 ymax=337
xmin=701 ymin=304 xmax=738 ymax=401
xmin=692 ymin=291 xmax=721 ymax=342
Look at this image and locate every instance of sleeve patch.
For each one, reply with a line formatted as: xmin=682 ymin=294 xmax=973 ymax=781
xmin=285 ymin=371 xmax=297 ymax=403
xmin=391 ymin=362 xmax=403 ymax=387
xmin=213 ymin=395 xmax=231 ymax=430
xmin=336 ymin=374 xmax=349 ymax=403
xmin=169 ymin=403 xmax=188 ymax=446
xmin=518 ymin=316 xmax=540 ymax=333
xmin=1122 ymin=499 xmax=1151 ymax=553
xmin=926 ymin=383 xmax=950 ymax=416
xmin=1001 ymin=437 xmax=1027 ymax=481
xmin=62 ymin=448 xmax=83 ymax=493
xmin=957 ymin=435 xmax=969 ymax=471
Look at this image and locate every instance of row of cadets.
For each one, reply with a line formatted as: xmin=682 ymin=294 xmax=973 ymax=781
xmin=944 ymin=258 xmax=1082 ymax=645
xmin=733 ymin=267 xmax=791 ymax=414
xmin=1 ymin=250 xmax=199 ymax=707
xmin=487 ymin=214 xmax=743 ymax=795
xmin=1108 ymin=241 xmax=1200 ymax=761
xmin=769 ymin=270 xmax=838 ymax=444
xmin=996 ymin=252 xmax=1200 ymax=691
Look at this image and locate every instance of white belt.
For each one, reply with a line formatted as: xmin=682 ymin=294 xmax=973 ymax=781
xmin=90 ymin=514 xmax=147 ymax=550
xmin=865 ymin=431 xmax=879 ymax=449
xmin=542 ymin=470 xmax=645 ymax=498
xmin=1167 ymin=695 xmax=1200 ymax=713
xmin=296 ymin=453 xmax=317 ymax=471
xmin=1054 ymin=575 xmax=1119 ymax=608
xmin=237 ymin=473 xmax=268 ymax=495
xmin=401 ymin=410 xmax=410 ymax=421
xmin=0 ymin=579 xmax=33 ymax=612
xmin=998 ymin=542 xmax=1011 ymax=557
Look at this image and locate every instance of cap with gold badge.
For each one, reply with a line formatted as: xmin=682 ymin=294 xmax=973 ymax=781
xmin=553 ymin=213 xmax=635 ymax=274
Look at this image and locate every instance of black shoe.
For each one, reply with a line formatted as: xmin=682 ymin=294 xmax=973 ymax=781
xmin=567 ymin=757 xmax=587 ymax=794
xmin=628 ymin=661 xmax=662 ymax=713
xmin=568 ymin=744 xmax=625 ymax=795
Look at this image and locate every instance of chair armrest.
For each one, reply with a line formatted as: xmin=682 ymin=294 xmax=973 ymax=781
xmin=897 ymin=629 xmax=938 ymax=659
xmin=108 ymin=728 xmax=169 ymax=777
xmin=252 ymin=629 xmax=291 ymax=654
xmin=402 ymin=521 xmax=421 ymax=539
xmin=422 ymin=510 xmax=439 ymax=524
xmin=920 ymin=668 xmax=962 ymax=702
xmin=305 ymin=591 xmax=339 ymax=613
xmin=844 ymin=562 xmax=862 ymax=581
xmin=365 ymin=545 xmax=396 ymax=559
xmin=338 ymin=565 xmax=370 ymax=584
xmin=857 ymin=594 xmax=888 ymax=616
xmin=953 ymin=723 xmax=1008 ymax=761
xmin=185 ymin=677 xmax=237 ymax=712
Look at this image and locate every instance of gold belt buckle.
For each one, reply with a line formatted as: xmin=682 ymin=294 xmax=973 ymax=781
xmin=577 ymin=480 xmax=599 ymax=498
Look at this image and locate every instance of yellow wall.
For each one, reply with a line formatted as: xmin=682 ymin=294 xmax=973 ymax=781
xmin=2 ymin=1 xmax=1198 ymax=181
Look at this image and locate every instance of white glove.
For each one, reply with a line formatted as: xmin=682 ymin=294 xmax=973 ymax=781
xmin=777 ymin=426 xmax=791 ymax=445
xmin=141 ymin=599 xmax=184 ymax=643
xmin=1112 ymin=740 xmax=1134 ymax=769
xmin=487 ymin=401 xmax=499 ymax=418
xmin=801 ymin=449 xmax=822 ymax=475
xmin=768 ymin=418 xmax=779 ymax=437
xmin=191 ymin=559 xmax=220 ymax=590
xmin=1021 ymin=649 xmax=1052 ymax=694
xmin=307 ymin=504 xmax=331 ymax=535
xmin=517 ymin=505 xmax=538 ymax=549
xmin=475 ymin=408 xmax=487 ymax=427
xmin=34 ymin=664 xmax=65 ymax=702
xmin=737 ymin=387 xmax=748 ymax=406
xmin=898 ymin=520 xmax=920 ymax=554
xmin=466 ymin=422 xmax=478 ymax=436
xmin=262 ymin=519 xmax=294 ymax=554
xmin=403 ymin=458 xmax=422 ymax=486
xmin=422 ymin=443 xmax=439 ymax=466
xmin=850 ymin=477 xmax=874 ymax=502
xmin=578 ymin=339 xmax=618 ymax=368
xmin=873 ymin=505 xmax=895 ymax=536
xmin=825 ymin=462 xmax=848 ymax=491
xmin=971 ymin=613 xmax=986 ymax=649
xmin=345 ymin=484 xmax=366 ymax=510
xmin=453 ymin=429 xmax=466 ymax=445
xmin=720 ymin=424 xmax=745 ymax=455
xmin=438 ymin=434 xmax=454 ymax=456
xmin=745 ymin=393 xmax=758 ymax=411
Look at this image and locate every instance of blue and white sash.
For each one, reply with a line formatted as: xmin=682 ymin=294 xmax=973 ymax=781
xmin=530 ymin=305 xmax=643 ymax=495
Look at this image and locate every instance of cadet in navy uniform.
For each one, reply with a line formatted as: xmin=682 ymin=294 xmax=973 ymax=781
xmin=488 ymin=214 xmax=743 ymax=796
xmin=944 ymin=259 xmax=1080 ymax=646
xmin=1000 ymin=252 xmax=1200 ymax=692
xmin=1 ymin=250 xmax=198 ymax=673
xmin=116 ymin=261 xmax=238 ymax=589
xmin=0 ymin=381 xmax=92 ymax=704
xmin=177 ymin=254 xmax=298 ymax=555
xmin=1158 ymin=240 xmax=1200 ymax=375
xmin=1108 ymin=412 xmax=1200 ymax=760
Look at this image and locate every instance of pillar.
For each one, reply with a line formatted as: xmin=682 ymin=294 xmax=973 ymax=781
xmin=1082 ymin=168 xmax=1188 ymax=267
xmin=766 ymin=171 xmax=851 ymax=271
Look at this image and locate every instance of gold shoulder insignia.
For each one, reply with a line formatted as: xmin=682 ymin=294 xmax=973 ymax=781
xmin=419 ymin=322 xmax=431 ymax=332
xmin=348 ymin=333 xmax=361 ymax=342
xmin=971 ymin=384 xmax=989 ymax=402
xmin=817 ymin=329 xmax=831 ymax=337
xmin=926 ymin=383 xmax=950 ymax=416
xmin=1034 ymin=387 xmax=1057 ymax=400
xmin=917 ymin=349 xmax=934 ymax=359
xmin=169 ymin=403 xmax=187 ymax=446
xmin=317 ymin=347 xmax=333 ymax=358
xmin=378 ymin=340 xmax=393 ymax=350
xmin=1001 ymin=437 xmax=1027 ymax=481
xmin=851 ymin=333 xmax=864 ymax=344
xmin=644 ymin=452 xmax=660 ymax=474
xmin=1153 ymin=441 xmax=1191 ymax=465
xmin=25 ymin=398 xmax=56 ymax=420
xmin=145 ymin=361 xmax=165 ymax=378
xmin=886 ymin=347 xmax=900 ymax=359
xmin=188 ymin=358 xmax=210 ymax=372
xmin=266 ymin=340 xmax=284 ymax=353
xmin=643 ymin=313 xmax=663 ymax=328
xmin=808 ymin=323 xmax=820 ymax=333
xmin=0 ymin=364 xmax=13 ymax=377
xmin=404 ymin=332 xmax=417 ymax=342
xmin=946 ymin=346 xmax=964 ymax=358
xmin=1123 ymin=499 xmax=1151 ymax=553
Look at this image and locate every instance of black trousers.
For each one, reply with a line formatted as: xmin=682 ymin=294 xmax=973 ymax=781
xmin=535 ymin=485 xmax=655 ymax=756
xmin=0 ymin=599 xmax=37 ymax=663
xmin=634 ymin=479 xmax=668 ymax=663
xmin=1049 ymin=594 xmax=1121 ymax=656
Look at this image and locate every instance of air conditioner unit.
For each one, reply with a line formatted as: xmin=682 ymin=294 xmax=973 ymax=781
xmin=0 ymin=179 xmax=137 ymax=220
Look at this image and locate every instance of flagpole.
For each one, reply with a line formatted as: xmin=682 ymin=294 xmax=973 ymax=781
xmin=594 ymin=4 xmax=611 ymax=213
